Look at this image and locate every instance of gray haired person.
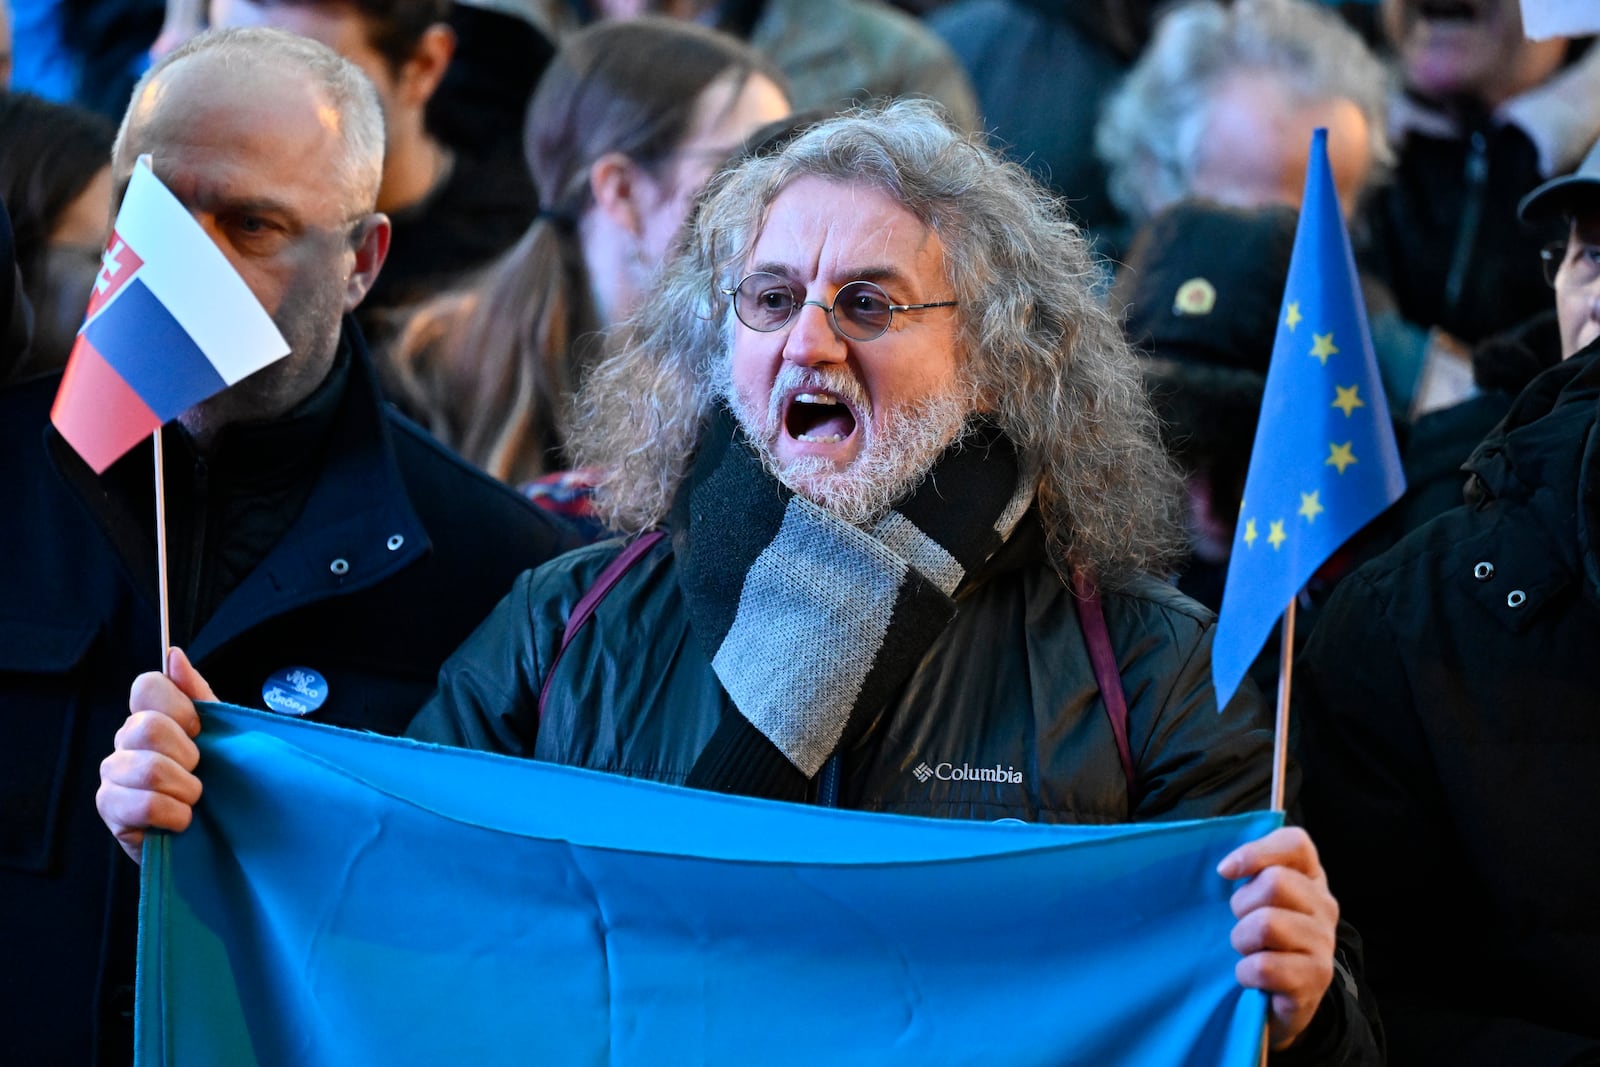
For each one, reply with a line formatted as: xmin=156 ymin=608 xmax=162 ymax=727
xmin=103 ymin=101 xmax=1380 ymax=1062
xmin=1096 ymin=0 xmax=1391 ymax=225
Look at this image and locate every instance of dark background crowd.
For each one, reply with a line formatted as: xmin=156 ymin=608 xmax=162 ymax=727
xmin=2 ymin=0 xmax=1598 ymax=1063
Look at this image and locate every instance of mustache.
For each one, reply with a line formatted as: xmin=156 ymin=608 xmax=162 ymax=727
xmin=763 ymin=363 xmax=871 ymax=432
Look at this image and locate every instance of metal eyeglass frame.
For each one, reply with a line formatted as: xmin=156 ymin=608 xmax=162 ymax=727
xmin=720 ymin=271 xmax=957 ymax=342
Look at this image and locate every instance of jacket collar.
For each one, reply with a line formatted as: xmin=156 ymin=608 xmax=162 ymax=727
xmin=188 ymin=318 xmax=428 ymax=661
xmin=1462 ymin=339 xmax=1600 ymax=613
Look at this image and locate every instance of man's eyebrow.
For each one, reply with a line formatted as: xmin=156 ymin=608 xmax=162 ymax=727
xmin=846 ymin=265 xmax=914 ymax=289
xmin=214 ymin=195 xmax=296 ymax=218
xmin=747 ymin=263 xmax=917 ymax=289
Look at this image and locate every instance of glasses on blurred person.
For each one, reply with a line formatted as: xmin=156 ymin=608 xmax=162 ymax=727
xmin=1540 ymin=239 xmax=1600 ymax=289
xmin=722 ymin=271 xmax=957 ymax=342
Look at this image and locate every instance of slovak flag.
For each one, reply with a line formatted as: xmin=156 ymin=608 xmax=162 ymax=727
xmin=49 ymin=156 xmax=289 ymax=472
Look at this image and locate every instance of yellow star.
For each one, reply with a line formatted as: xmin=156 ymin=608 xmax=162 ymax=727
xmin=1298 ymin=491 xmax=1325 ymax=523
xmin=1332 ymin=384 xmax=1365 ymax=417
xmin=1285 ymin=302 xmax=1302 ymax=331
xmin=1243 ymin=517 xmax=1258 ymax=548
xmin=1309 ymin=333 xmax=1339 ymax=364
xmin=1268 ymin=520 xmax=1287 ymax=550
xmin=1326 ymin=441 xmax=1357 ymax=474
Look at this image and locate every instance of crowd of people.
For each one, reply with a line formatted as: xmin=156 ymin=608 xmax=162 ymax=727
xmin=2 ymin=0 xmax=1596 ymax=1063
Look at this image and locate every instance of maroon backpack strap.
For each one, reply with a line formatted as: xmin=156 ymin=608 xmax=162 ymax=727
xmin=537 ymin=530 xmax=666 ymax=721
xmin=1070 ymin=571 xmax=1137 ymax=805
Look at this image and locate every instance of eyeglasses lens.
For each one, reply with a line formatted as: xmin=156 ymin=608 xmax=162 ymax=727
xmin=832 ymin=281 xmax=892 ymax=340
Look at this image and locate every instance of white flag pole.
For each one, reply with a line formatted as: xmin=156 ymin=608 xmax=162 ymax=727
xmin=153 ymin=426 xmax=171 ymax=671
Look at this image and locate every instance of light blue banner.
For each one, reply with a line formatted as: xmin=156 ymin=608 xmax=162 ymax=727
xmin=138 ymin=702 xmax=1278 ymax=1066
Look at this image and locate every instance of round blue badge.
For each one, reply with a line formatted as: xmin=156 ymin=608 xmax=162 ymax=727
xmin=261 ymin=667 xmax=329 ymax=716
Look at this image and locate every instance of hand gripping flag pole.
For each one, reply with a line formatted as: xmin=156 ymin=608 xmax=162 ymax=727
xmin=1208 ymin=135 xmax=1405 ymax=1057
xmin=49 ymin=155 xmax=290 ymax=668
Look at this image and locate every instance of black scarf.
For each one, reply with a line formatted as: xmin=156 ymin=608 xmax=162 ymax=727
xmin=673 ymin=403 xmax=1030 ymax=801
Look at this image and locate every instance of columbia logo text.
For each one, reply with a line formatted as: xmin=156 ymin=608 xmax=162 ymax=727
xmin=913 ymin=761 xmax=1024 ymax=785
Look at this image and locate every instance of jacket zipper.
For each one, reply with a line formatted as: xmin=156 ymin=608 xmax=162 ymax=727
xmin=1442 ymin=129 xmax=1488 ymax=320
xmin=817 ymin=755 xmax=841 ymax=808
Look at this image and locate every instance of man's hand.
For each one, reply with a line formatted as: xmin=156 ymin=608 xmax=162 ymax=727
xmin=96 ymin=648 xmax=216 ymax=864
xmin=1217 ymin=826 xmax=1338 ymax=1050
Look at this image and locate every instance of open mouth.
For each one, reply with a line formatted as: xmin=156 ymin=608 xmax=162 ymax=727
xmin=783 ymin=390 xmax=859 ymax=444
xmin=1417 ymin=0 xmax=1480 ymax=23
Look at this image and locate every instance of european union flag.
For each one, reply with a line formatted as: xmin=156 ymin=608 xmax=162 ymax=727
xmin=1212 ymin=129 xmax=1404 ymax=709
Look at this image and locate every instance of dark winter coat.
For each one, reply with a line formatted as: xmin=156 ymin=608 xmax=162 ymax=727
xmin=1298 ymin=341 xmax=1600 ymax=1064
xmin=0 ymin=320 xmax=583 ymax=1064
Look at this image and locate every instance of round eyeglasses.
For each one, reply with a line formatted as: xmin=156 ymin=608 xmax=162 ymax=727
xmin=720 ymin=272 xmax=957 ymax=342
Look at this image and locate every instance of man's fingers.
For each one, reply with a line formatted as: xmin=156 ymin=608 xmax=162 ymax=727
xmin=96 ymin=747 xmax=203 ymax=867
xmin=128 ymin=672 xmax=203 ymax=738
xmin=1234 ymin=951 xmax=1334 ymax=1050
xmin=1228 ymin=863 xmax=1339 ymax=922
xmin=114 ymin=710 xmax=202 ymax=773
xmin=1229 ymin=906 xmax=1336 ymax=958
xmin=1217 ymin=826 xmax=1323 ymax=881
xmin=166 ymin=646 xmax=218 ymax=703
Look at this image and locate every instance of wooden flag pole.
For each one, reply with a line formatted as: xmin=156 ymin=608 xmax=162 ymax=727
xmin=153 ymin=426 xmax=172 ymax=672
xmin=1259 ymin=596 xmax=1301 ymax=1066
xmin=1270 ymin=597 xmax=1297 ymax=814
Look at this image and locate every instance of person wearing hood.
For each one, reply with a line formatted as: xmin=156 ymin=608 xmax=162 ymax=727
xmin=1295 ymin=140 xmax=1600 ymax=1063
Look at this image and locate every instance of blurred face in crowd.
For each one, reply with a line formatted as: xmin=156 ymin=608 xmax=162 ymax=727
xmin=632 ymin=70 xmax=790 ymax=271
xmin=1553 ymin=213 xmax=1600 ymax=358
xmin=210 ymin=0 xmax=398 ymax=98
xmin=208 ymin=0 xmax=454 ymax=215
xmin=1383 ymin=0 xmax=1567 ymax=108
xmin=116 ymin=52 xmax=386 ymax=442
xmin=722 ymin=176 xmax=970 ymax=523
xmin=1190 ymin=74 xmax=1375 ymax=218
xmin=50 ymin=165 xmax=114 ymax=251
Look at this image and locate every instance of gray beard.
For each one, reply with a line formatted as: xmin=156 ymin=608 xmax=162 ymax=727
xmin=720 ymin=359 xmax=975 ymax=526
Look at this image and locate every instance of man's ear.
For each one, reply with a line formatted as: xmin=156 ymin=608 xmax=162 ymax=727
xmin=394 ymin=23 xmax=455 ymax=109
xmin=344 ymin=213 xmax=391 ymax=311
xmin=588 ymin=151 xmax=648 ymax=238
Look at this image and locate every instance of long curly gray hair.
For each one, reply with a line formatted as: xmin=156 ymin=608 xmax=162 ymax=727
xmin=571 ymin=99 xmax=1184 ymax=587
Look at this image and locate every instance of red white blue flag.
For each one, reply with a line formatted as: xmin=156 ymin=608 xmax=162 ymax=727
xmin=50 ymin=157 xmax=288 ymax=472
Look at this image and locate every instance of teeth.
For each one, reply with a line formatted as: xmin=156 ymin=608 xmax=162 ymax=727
xmin=794 ymin=393 xmax=839 ymax=405
xmin=796 ymin=433 xmax=846 ymax=443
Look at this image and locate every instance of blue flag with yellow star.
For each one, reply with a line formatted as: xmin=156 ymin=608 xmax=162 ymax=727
xmin=1212 ymin=129 xmax=1404 ymax=709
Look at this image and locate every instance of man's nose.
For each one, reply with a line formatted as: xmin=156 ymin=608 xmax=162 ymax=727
xmin=782 ymin=301 xmax=848 ymax=366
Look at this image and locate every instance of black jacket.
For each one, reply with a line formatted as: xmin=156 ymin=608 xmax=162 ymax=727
xmin=1358 ymin=107 xmax=1562 ymax=347
xmin=408 ymin=516 xmax=1381 ymax=1064
xmin=0 ymin=320 xmax=583 ymax=1065
xmin=1298 ymin=342 xmax=1600 ymax=1064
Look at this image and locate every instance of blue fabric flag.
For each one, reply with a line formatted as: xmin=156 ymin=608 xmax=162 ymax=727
xmin=1212 ymin=129 xmax=1405 ymax=709
xmin=137 ymin=703 xmax=1280 ymax=1066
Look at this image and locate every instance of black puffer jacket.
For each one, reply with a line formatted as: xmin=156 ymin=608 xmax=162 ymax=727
xmin=1299 ymin=341 xmax=1600 ymax=1064
xmin=409 ymin=513 xmax=1381 ymax=1064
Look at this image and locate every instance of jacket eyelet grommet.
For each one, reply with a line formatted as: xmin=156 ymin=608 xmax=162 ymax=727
xmin=1506 ymin=589 xmax=1526 ymax=608
xmin=1473 ymin=561 xmax=1494 ymax=581
xmin=386 ymin=535 xmax=404 ymax=551
xmin=330 ymin=558 xmax=350 ymax=576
